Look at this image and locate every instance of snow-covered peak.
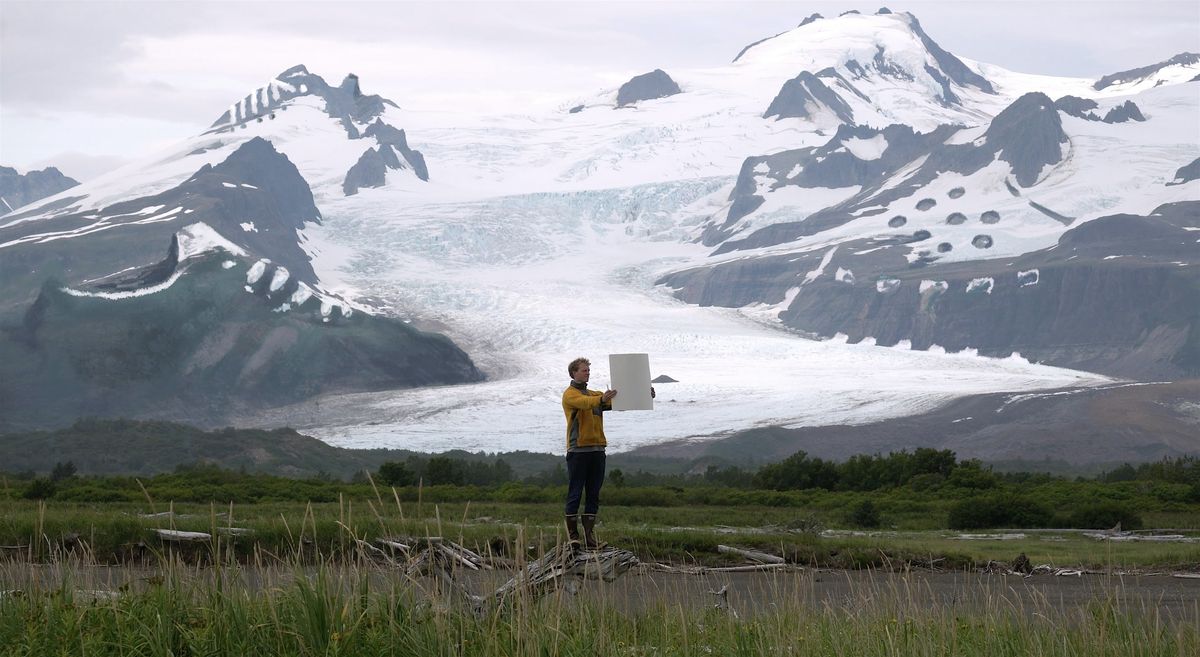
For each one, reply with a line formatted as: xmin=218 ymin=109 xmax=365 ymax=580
xmin=1093 ymin=52 xmax=1200 ymax=94
xmin=731 ymin=10 xmax=993 ymax=103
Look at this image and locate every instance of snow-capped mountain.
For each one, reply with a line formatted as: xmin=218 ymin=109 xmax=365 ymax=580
xmin=0 ymin=166 xmax=79 ymax=214
xmin=2 ymin=10 xmax=1197 ymax=459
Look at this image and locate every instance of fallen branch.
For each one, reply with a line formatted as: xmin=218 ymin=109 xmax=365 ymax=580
xmin=153 ymin=529 xmax=210 ymax=542
xmin=717 ymin=544 xmax=785 ymax=565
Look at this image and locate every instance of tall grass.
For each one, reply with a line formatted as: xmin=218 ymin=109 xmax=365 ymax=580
xmin=1 ymin=555 xmax=1195 ymax=656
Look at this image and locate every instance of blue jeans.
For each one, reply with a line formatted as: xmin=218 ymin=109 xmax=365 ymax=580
xmin=564 ymin=451 xmax=606 ymax=516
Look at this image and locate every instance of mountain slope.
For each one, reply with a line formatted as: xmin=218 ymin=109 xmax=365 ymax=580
xmin=1 ymin=10 xmax=1195 ymax=454
xmin=0 ymin=166 xmax=79 ymax=213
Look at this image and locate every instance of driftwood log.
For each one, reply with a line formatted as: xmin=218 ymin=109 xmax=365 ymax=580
xmin=717 ymin=544 xmax=785 ymax=565
xmin=396 ymin=537 xmax=639 ymax=614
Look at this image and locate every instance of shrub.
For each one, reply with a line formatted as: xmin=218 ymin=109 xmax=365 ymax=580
xmin=22 ymin=478 xmax=56 ymax=500
xmin=1067 ymin=501 xmax=1143 ymax=530
xmin=947 ymin=493 xmax=1053 ymax=529
xmin=848 ymin=500 xmax=881 ymax=528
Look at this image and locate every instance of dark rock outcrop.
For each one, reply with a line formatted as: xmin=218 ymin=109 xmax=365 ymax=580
xmin=763 ymin=72 xmax=855 ymax=123
xmin=984 ymin=92 xmax=1066 ymax=187
xmin=1054 ymin=95 xmax=1099 ymax=118
xmin=1102 ymin=101 xmax=1145 ymax=123
xmin=343 ymin=148 xmax=387 ymax=196
xmin=616 ymin=69 xmax=682 ymax=107
xmin=1093 ymin=52 xmax=1200 ymax=90
xmin=1056 ymin=96 xmax=1144 ymax=124
xmin=0 ymin=138 xmax=323 ymax=318
xmin=902 ymin=13 xmax=995 ymax=94
xmin=665 ymin=202 xmax=1200 ymax=380
xmin=363 ymin=119 xmax=429 ymax=181
xmin=0 ymin=252 xmax=483 ymax=432
xmin=1169 ymin=157 xmax=1200 ymax=185
xmin=209 ymin=64 xmax=399 ymax=138
xmin=0 ymin=166 xmax=80 ymax=213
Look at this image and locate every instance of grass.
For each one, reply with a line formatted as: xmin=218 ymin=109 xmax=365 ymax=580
xmin=1 ymin=498 xmax=1198 ymax=572
xmin=2 ymin=495 xmax=1198 ymax=655
xmin=0 ymin=557 xmax=1196 ymax=656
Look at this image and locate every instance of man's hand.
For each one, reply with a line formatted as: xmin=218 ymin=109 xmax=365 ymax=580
xmin=602 ymin=389 xmax=617 ymax=402
xmin=650 ymin=387 xmax=656 ymax=399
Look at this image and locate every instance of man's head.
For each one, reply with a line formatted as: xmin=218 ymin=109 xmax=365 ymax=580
xmin=568 ymin=357 xmax=590 ymax=383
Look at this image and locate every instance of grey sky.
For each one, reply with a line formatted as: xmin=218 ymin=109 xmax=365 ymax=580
xmin=2 ymin=0 xmax=1198 ymax=180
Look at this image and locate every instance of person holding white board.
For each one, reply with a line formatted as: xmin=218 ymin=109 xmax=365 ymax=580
xmin=561 ymin=356 xmax=654 ymax=550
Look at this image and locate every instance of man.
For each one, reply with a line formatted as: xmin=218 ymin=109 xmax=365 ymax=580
xmin=561 ymin=356 xmax=652 ymax=550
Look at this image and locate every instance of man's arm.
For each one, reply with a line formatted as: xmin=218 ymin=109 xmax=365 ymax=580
xmin=564 ymin=386 xmax=613 ymax=410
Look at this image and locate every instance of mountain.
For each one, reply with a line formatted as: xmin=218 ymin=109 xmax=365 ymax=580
xmin=0 ymin=86 xmax=481 ymax=431
xmin=3 ymin=11 xmax=1197 ymax=461
xmin=0 ymin=166 xmax=79 ymax=213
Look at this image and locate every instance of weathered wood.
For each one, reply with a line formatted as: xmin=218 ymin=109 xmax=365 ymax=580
xmin=216 ymin=527 xmax=254 ymax=537
xmin=154 ymin=529 xmax=211 ymax=542
xmin=376 ymin=538 xmax=410 ymax=553
xmin=717 ymin=544 xmax=785 ymax=565
xmin=704 ymin=563 xmax=787 ymax=573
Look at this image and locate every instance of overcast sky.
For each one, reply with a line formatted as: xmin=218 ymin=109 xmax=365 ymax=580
xmin=2 ymin=0 xmax=1198 ymax=180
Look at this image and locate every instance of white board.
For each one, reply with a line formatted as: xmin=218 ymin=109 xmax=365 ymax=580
xmin=608 ymin=353 xmax=653 ymax=411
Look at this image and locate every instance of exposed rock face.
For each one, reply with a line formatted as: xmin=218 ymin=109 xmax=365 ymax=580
xmin=664 ymin=202 xmax=1200 ymax=380
xmin=616 ymin=69 xmax=682 ymax=107
xmin=1054 ymin=95 xmax=1099 ymax=117
xmin=209 ymin=64 xmax=398 ymax=138
xmin=1094 ymin=52 xmax=1200 ymax=90
xmin=984 ymin=92 xmax=1066 ymax=187
xmin=1055 ymin=96 xmax=1144 ymax=124
xmin=0 ymin=137 xmax=323 ymax=318
xmin=364 ymin=119 xmax=429 ymax=181
xmin=0 ymin=252 xmax=483 ymax=432
xmin=1170 ymin=157 xmax=1200 ymax=185
xmin=901 ymin=13 xmax=995 ymax=94
xmin=343 ymin=120 xmax=432 ymax=195
xmin=0 ymin=138 xmax=483 ymax=432
xmin=707 ymin=123 xmax=958 ymax=249
xmin=343 ymin=148 xmax=388 ymax=196
xmin=1102 ymin=100 xmax=1145 ymax=123
xmin=763 ymin=72 xmax=855 ymax=123
xmin=0 ymin=166 xmax=80 ymax=213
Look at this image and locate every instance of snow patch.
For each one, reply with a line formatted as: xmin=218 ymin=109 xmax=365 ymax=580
xmin=268 ymin=266 xmax=290 ymax=293
xmin=290 ymin=284 xmax=313 ymax=305
xmin=919 ymin=280 xmax=948 ymax=293
xmin=176 ymin=222 xmax=247 ymax=261
xmin=834 ymin=267 xmax=855 ymax=284
xmin=240 ymin=222 xmax=258 ymax=233
xmin=246 ymin=259 xmax=269 ymax=285
xmin=876 ymin=278 xmax=901 ymax=293
xmin=1018 ymin=269 xmax=1040 ymax=287
xmin=222 ymin=260 xmax=236 ymax=269
xmin=966 ymin=277 xmax=994 ymax=294
xmin=61 ymin=270 xmax=185 ymax=300
xmin=803 ymin=246 xmax=838 ymax=284
xmin=841 ymin=134 xmax=888 ymax=160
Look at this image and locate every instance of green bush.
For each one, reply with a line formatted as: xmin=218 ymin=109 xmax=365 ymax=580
xmin=947 ymin=493 xmax=1053 ymax=530
xmin=22 ymin=478 xmax=56 ymax=500
xmin=1067 ymin=501 xmax=1143 ymax=530
xmin=848 ymin=500 xmax=881 ymax=528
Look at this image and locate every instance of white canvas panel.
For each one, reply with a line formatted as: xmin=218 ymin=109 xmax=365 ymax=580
xmin=609 ymin=353 xmax=653 ymax=411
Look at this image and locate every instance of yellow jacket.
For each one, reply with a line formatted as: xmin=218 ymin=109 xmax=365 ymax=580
xmin=562 ymin=383 xmax=610 ymax=450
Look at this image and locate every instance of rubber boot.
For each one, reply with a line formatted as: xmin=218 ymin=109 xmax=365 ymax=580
xmin=564 ymin=515 xmax=581 ymax=548
xmin=581 ymin=514 xmax=606 ymax=550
